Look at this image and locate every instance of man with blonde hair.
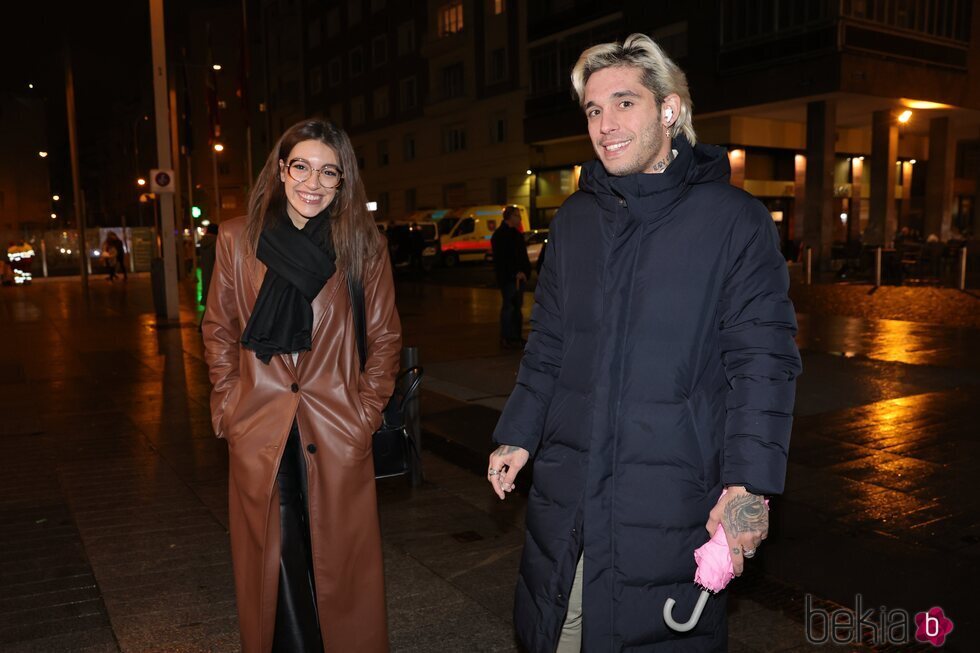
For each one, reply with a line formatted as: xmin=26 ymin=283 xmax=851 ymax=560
xmin=488 ymin=34 xmax=801 ymax=651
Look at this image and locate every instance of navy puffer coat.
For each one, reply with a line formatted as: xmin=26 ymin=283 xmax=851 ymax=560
xmin=493 ymin=136 xmax=802 ymax=651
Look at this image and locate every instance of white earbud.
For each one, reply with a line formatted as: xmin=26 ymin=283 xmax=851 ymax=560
xmin=665 ymin=107 xmax=673 ymax=122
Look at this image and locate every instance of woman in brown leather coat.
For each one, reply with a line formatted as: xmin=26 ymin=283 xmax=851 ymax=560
xmin=203 ymin=119 xmax=401 ymax=653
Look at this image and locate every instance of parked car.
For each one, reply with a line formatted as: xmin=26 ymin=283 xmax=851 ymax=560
xmin=384 ymin=221 xmax=438 ymax=270
xmin=525 ymin=229 xmax=549 ymax=266
xmin=433 ymin=204 xmax=531 ymax=267
xmin=402 ymin=209 xmax=451 ymax=270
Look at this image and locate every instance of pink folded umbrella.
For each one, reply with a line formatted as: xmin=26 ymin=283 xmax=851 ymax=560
xmin=663 ymin=490 xmax=767 ymax=632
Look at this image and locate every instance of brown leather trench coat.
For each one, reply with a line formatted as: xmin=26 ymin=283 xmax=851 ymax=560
xmin=202 ymin=216 xmax=401 ymax=653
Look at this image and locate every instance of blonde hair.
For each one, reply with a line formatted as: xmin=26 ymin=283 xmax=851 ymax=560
xmin=571 ymin=33 xmax=697 ymax=145
xmin=244 ymin=118 xmax=382 ymax=283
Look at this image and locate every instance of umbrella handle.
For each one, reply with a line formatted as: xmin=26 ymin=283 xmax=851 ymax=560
xmin=663 ymin=590 xmax=711 ymax=632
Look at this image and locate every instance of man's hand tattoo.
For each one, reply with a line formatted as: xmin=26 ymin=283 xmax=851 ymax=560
xmin=723 ymin=493 xmax=767 ymax=536
xmin=496 ymin=445 xmax=520 ymax=455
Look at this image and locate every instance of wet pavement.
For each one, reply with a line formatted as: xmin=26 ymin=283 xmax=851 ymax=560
xmin=0 ymin=271 xmax=977 ymax=652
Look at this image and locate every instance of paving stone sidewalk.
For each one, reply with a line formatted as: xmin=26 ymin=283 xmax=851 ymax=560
xmin=1 ymin=275 xmax=974 ymax=651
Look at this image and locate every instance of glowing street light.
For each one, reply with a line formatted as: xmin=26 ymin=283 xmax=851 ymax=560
xmin=28 ymin=83 xmax=34 ymax=89
xmin=50 ymin=213 xmax=57 ymax=219
xmin=38 ymin=151 xmax=48 ymax=158
xmin=137 ymin=177 xmax=147 ymax=186
xmin=898 ymin=110 xmax=913 ymax=124
xmin=212 ymin=64 xmax=222 ymax=71
xmin=213 ymin=143 xmax=225 ymax=152
xmin=52 ymin=194 xmax=60 ymax=201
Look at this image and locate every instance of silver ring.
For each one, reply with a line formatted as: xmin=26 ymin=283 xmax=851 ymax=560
xmin=743 ymin=549 xmax=756 ymax=558
xmin=488 ymin=468 xmax=499 ymax=476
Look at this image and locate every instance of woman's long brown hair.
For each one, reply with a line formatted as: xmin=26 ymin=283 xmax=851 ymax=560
xmin=244 ymin=118 xmax=381 ymax=282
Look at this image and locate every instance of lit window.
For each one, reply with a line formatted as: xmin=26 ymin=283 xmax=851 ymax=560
xmin=438 ymin=1 xmax=464 ymax=37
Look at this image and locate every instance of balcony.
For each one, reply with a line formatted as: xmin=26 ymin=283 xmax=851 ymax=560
xmin=718 ymin=0 xmax=972 ymax=73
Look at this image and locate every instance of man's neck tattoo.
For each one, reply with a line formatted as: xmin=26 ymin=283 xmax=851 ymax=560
xmin=650 ymin=150 xmax=675 ymax=174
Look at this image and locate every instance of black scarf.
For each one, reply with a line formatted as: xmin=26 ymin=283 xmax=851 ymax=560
xmin=240 ymin=208 xmax=337 ymax=364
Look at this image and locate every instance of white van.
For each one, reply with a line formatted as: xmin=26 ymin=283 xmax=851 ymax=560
xmin=431 ymin=204 xmax=531 ymax=267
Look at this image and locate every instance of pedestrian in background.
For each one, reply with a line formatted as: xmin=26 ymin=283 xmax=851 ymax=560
xmin=198 ymin=222 xmax=219 ymax=306
xmin=488 ymin=34 xmax=801 ymax=651
xmin=203 ymin=118 xmax=401 ymax=653
xmin=491 ymin=205 xmax=531 ymax=349
xmin=107 ymin=231 xmax=127 ymax=281
xmin=100 ymin=235 xmax=119 ymax=281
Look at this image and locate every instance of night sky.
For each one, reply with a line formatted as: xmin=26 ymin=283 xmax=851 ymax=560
xmin=1 ymin=0 xmax=232 ymax=220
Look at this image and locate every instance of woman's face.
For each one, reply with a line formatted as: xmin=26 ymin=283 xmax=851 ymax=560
xmin=279 ymin=139 xmax=341 ymax=228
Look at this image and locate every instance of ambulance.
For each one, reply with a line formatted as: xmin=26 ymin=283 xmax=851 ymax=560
xmin=429 ymin=204 xmax=531 ymax=267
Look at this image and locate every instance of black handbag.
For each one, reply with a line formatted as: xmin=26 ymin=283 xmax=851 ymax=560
xmin=347 ymin=275 xmax=422 ymax=479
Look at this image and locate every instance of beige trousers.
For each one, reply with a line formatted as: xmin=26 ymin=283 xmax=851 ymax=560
xmin=556 ymin=555 xmax=584 ymax=652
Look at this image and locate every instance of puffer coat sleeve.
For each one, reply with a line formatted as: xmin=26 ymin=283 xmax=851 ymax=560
xmin=492 ymin=221 xmax=564 ymax=453
xmin=718 ymin=202 xmax=802 ymax=496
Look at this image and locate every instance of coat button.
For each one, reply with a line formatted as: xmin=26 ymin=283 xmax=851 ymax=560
xmin=307 ymin=443 xmax=317 ymax=454
xmin=291 ymin=383 xmax=299 ymax=393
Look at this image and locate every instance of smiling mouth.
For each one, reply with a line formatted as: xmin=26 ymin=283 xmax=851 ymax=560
xmin=602 ymin=139 xmax=632 ymax=153
xmin=296 ymin=191 xmax=323 ymax=203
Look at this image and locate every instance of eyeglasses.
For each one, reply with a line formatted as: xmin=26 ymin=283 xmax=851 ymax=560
xmin=286 ymin=159 xmax=343 ymax=189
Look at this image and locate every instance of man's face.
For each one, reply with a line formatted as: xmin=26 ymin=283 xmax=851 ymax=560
xmin=583 ymin=66 xmax=669 ymax=176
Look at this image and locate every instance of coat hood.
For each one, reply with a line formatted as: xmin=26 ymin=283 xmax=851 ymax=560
xmin=578 ymin=135 xmax=731 ymax=217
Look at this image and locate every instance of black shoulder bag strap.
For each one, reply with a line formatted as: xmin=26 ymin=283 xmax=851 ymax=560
xmin=347 ymin=274 xmax=368 ymax=372
xmin=347 ymin=274 xmax=422 ymax=478
xmin=347 ymin=274 xmax=423 ymax=405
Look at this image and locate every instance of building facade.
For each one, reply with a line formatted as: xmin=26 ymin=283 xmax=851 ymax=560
xmin=244 ymin=0 xmax=980 ymax=257
xmin=524 ymin=0 xmax=980 ymax=267
xmin=251 ymin=0 xmax=531 ymax=222
xmin=0 ymin=91 xmax=51 ymax=239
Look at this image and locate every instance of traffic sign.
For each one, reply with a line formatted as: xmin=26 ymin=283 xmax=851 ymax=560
xmin=150 ymin=168 xmax=175 ymax=193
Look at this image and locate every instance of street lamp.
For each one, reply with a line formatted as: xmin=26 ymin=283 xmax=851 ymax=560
xmin=52 ymin=194 xmax=60 ymax=201
xmin=211 ymin=143 xmax=224 ymax=220
xmin=38 ymin=151 xmax=48 ymax=158
xmin=898 ymin=110 xmax=913 ymax=124
xmin=137 ymin=177 xmax=147 ymax=186
xmin=50 ymin=213 xmax=57 ymax=219
xmin=212 ymin=64 xmax=222 ymax=71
